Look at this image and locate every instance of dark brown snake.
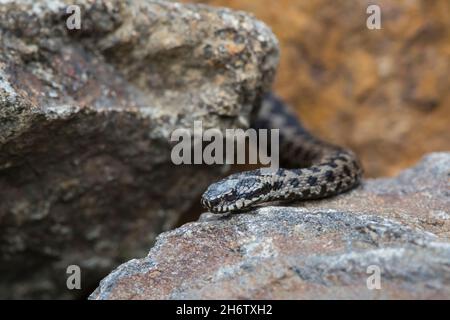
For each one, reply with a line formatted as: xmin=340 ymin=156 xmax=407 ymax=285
xmin=201 ymin=93 xmax=363 ymax=213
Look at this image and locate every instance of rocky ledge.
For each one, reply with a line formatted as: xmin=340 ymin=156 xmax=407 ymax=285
xmin=90 ymin=152 xmax=450 ymax=299
xmin=0 ymin=0 xmax=278 ymax=298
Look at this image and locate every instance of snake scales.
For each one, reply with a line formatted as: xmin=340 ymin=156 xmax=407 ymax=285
xmin=201 ymin=93 xmax=363 ymax=213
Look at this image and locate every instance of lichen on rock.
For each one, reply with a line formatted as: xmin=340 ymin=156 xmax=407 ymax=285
xmin=0 ymin=0 xmax=279 ymax=299
xmin=90 ymin=153 xmax=450 ymax=300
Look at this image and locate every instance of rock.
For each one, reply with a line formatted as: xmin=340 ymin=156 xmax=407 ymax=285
xmin=0 ymin=0 xmax=278 ymax=298
xmin=90 ymin=152 xmax=450 ymax=299
xmin=187 ymin=0 xmax=450 ymax=178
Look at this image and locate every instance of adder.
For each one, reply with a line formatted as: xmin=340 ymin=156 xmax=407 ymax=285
xmin=201 ymin=93 xmax=363 ymax=213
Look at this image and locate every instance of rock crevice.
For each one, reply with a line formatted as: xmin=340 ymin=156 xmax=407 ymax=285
xmin=90 ymin=153 xmax=450 ymax=300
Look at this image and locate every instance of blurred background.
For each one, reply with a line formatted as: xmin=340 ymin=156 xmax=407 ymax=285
xmin=185 ymin=0 xmax=450 ymax=177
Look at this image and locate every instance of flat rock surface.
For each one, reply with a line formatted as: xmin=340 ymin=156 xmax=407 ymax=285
xmin=90 ymin=152 xmax=450 ymax=299
xmin=0 ymin=0 xmax=278 ymax=298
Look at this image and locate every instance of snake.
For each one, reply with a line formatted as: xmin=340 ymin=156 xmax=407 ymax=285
xmin=201 ymin=93 xmax=363 ymax=214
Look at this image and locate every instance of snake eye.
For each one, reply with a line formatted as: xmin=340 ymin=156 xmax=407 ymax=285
xmin=224 ymin=192 xmax=235 ymax=202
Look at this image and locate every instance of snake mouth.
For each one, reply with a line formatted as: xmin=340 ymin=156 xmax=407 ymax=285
xmin=201 ymin=196 xmax=258 ymax=214
xmin=201 ymin=197 xmax=230 ymax=214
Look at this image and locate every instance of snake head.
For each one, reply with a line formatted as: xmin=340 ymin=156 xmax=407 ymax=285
xmin=201 ymin=173 xmax=267 ymax=213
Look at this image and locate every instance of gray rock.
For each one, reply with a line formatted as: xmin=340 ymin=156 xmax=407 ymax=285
xmin=90 ymin=152 xmax=450 ymax=299
xmin=0 ymin=0 xmax=278 ymax=298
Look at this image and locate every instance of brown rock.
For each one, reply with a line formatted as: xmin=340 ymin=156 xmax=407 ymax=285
xmin=187 ymin=0 xmax=450 ymax=177
xmin=90 ymin=152 xmax=450 ymax=299
xmin=0 ymin=0 xmax=278 ymax=298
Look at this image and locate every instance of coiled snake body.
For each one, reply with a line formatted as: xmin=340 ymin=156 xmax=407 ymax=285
xmin=201 ymin=93 xmax=363 ymax=213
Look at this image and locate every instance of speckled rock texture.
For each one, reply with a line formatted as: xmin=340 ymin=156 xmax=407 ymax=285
xmin=0 ymin=0 xmax=278 ymax=298
xmin=188 ymin=0 xmax=450 ymax=178
xmin=90 ymin=153 xmax=450 ymax=299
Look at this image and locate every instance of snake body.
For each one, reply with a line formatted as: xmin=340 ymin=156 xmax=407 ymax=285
xmin=201 ymin=93 xmax=363 ymax=213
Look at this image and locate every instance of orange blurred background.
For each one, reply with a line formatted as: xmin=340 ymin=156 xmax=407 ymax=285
xmin=185 ymin=0 xmax=450 ymax=177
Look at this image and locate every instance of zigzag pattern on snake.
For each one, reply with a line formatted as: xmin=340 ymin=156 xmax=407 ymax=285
xmin=201 ymin=93 xmax=363 ymax=213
